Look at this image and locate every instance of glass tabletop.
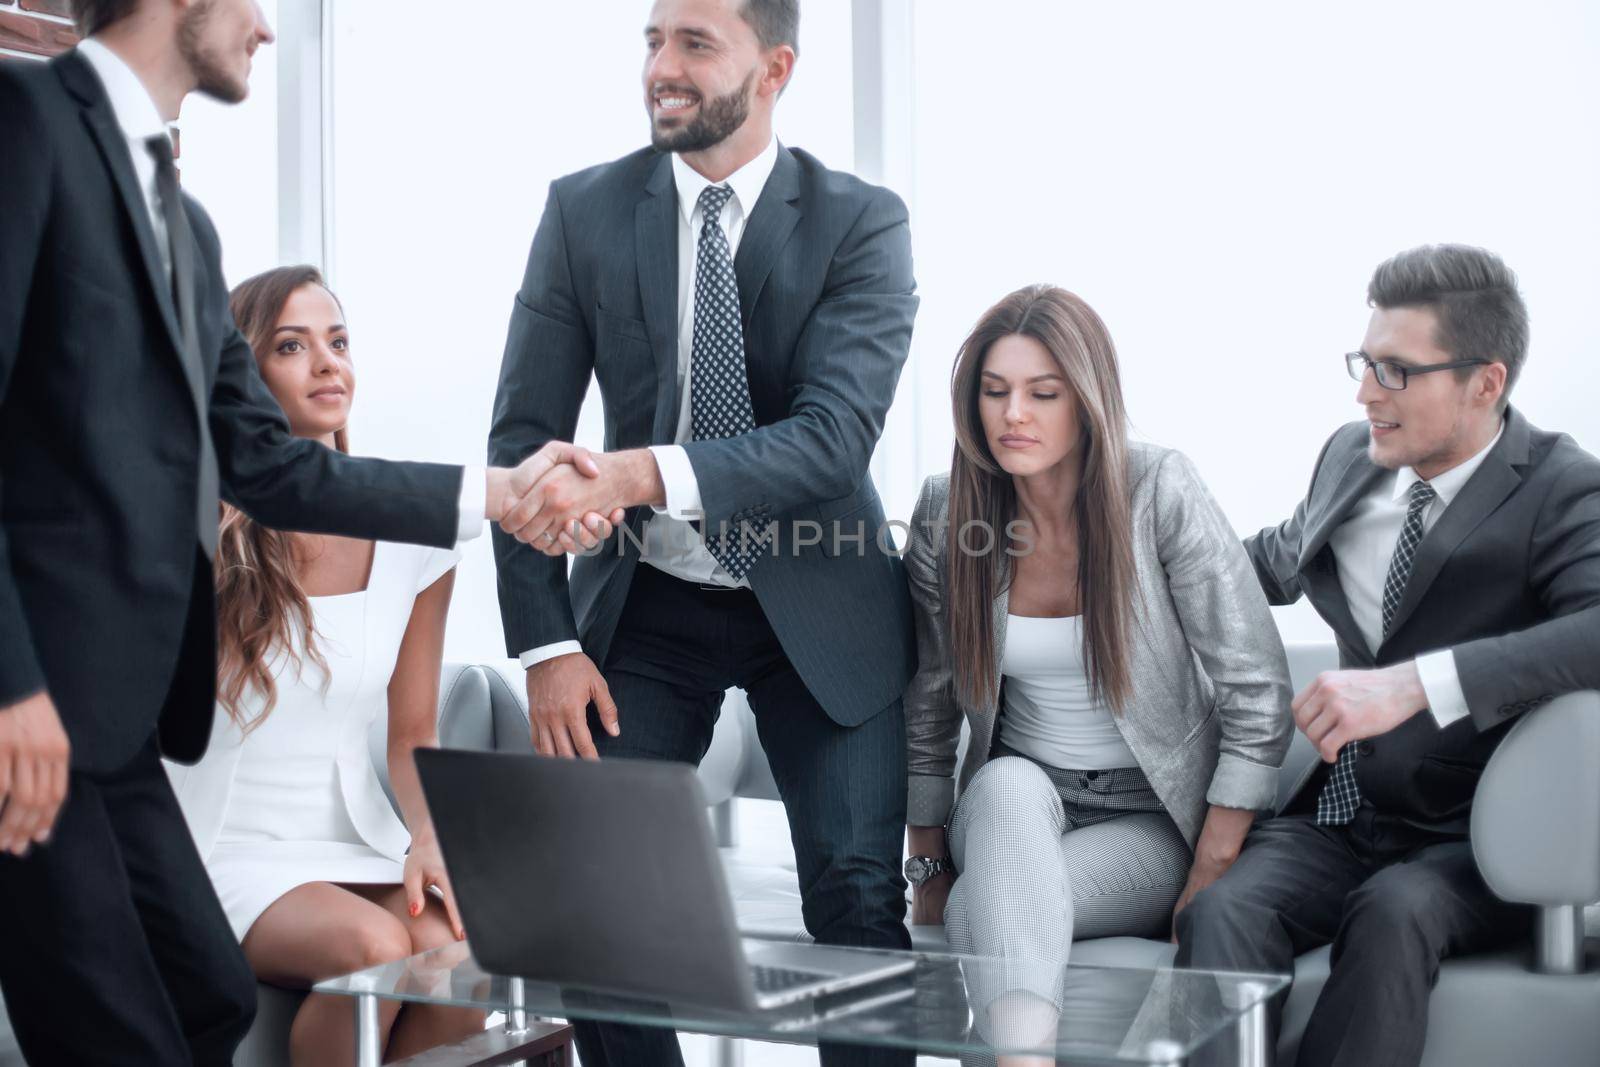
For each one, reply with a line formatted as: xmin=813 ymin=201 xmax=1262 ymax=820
xmin=316 ymin=939 xmax=1287 ymax=1062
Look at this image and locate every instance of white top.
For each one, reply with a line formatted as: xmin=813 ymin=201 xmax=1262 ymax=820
xmin=520 ymin=137 xmax=781 ymax=669
xmin=996 ymin=614 xmax=1139 ymax=771
xmin=1328 ymin=420 xmax=1504 ymax=727
xmin=165 ymin=540 xmax=460 ymax=940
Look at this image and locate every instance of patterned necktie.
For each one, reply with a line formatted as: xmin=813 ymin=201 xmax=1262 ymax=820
xmin=1316 ymin=479 xmax=1437 ymax=825
xmin=147 ymin=135 xmax=221 ymax=559
xmin=689 ymin=184 xmax=768 ymax=579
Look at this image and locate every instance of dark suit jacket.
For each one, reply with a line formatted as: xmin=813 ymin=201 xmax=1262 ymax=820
xmin=0 ymin=53 xmax=466 ymax=774
xmin=489 ymin=144 xmax=917 ymax=726
xmin=1246 ymin=407 xmax=1600 ymax=833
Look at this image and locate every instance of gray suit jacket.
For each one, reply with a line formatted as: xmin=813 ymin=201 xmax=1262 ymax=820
xmin=904 ymin=443 xmax=1293 ymax=845
xmin=1247 ymin=406 xmax=1600 ymax=832
xmin=489 ymin=144 xmax=917 ymax=725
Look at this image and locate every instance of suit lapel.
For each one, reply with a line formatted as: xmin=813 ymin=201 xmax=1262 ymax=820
xmin=635 ymin=155 xmax=681 ymax=443
xmin=61 ymin=54 xmax=189 ymax=370
xmin=1299 ymin=436 xmax=1387 ymax=570
xmin=1303 ymin=549 xmax=1370 ymax=661
xmin=1382 ymin=411 xmax=1530 ymax=644
xmin=1293 ymin=427 xmax=1385 ymax=658
xmin=731 ymin=145 xmax=802 ymax=327
xmin=992 ymin=574 xmax=1010 ymax=698
xmin=976 ymin=560 xmax=1009 ymax=760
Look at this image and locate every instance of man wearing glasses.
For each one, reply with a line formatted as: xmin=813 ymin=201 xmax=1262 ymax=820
xmin=1173 ymin=244 xmax=1600 ymax=1067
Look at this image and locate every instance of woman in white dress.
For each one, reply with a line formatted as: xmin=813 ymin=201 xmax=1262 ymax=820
xmin=164 ymin=266 xmax=484 ymax=1064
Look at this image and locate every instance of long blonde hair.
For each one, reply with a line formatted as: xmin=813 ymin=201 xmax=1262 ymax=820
xmin=946 ymin=284 xmax=1137 ymax=713
xmin=215 ymin=266 xmax=349 ymax=731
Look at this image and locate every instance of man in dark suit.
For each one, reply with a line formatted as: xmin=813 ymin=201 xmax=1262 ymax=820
xmin=0 ymin=2 xmax=610 ymax=1063
xmin=489 ymin=0 xmax=916 ymax=1063
xmin=1174 ymin=243 xmax=1600 ymax=1067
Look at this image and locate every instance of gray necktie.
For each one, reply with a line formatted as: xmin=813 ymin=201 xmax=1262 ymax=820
xmin=689 ymin=184 xmax=768 ymax=579
xmin=147 ymin=135 xmax=220 ymax=559
xmin=1316 ymin=479 xmax=1437 ymax=825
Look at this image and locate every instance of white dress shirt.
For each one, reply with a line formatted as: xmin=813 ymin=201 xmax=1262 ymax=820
xmin=1328 ymin=420 xmax=1506 ymax=727
xmin=74 ymin=39 xmax=485 ymax=547
xmin=519 ymin=137 xmax=780 ymax=669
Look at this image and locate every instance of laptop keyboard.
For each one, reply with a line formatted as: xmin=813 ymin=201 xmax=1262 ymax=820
xmin=750 ymin=963 xmax=830 ymax=996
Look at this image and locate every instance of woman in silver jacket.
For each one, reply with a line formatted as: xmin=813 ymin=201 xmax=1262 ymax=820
xmin=903 ymin=284 xmax=1292 ymax=1059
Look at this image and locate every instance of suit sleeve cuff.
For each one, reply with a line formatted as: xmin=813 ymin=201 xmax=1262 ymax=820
xmin=647 ymin=445 xmax=703 ymax=520
xmin=907 ymin=774 xmax=956 ymax=827
xmin=1206 ymin=752 xmax=1281 ymax=813
xmin=1416 ymin=650 xmax=1471 ymax=728
xmin=519 ymin=640 xmax=584 ymax=670
xmin=455 ymin=466 xmax=486 ymax=544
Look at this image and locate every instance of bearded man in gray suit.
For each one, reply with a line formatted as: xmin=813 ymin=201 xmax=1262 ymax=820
xmin=487 ymin=1 xmax=917 ymax=1064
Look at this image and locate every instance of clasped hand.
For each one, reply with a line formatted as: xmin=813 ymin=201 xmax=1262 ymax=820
xmin=493 ymin=442 xmax=631 ymax=556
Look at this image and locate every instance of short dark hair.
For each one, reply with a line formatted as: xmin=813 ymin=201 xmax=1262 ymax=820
xmin=1367 ymin=243 xmax=1529 ymax=405
xmin=739 ymin=0 xmax=800 ymax=58
xmin=72 ymin=0 xmax=140 ymax=37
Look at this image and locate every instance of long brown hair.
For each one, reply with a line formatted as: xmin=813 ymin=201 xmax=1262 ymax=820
xmin=216 ymin=266 xmax=349 ymax=731
xmin=947 ymin=284 xmax=1137 ymax=713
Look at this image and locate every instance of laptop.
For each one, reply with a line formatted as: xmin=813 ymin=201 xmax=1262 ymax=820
xmin=415 ymin=748 xmax=915 ymax=1012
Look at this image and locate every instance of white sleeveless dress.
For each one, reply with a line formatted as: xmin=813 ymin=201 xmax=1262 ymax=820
xmin=165 ymin=540 xmax=460 ymax=942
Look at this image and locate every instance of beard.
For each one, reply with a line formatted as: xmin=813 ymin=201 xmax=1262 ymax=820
xmin=180 ymin=0 xmax=248 ymax=105
xmin=650 ymin=71 xmax=756 ymax=154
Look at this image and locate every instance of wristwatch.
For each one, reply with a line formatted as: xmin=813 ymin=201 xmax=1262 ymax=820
xmin=903 ymin=855 xmax=952 ymax=887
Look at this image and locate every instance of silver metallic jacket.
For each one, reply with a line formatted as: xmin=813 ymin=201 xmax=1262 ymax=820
xmin=904 ymin=442 xmax=1293 ymax=845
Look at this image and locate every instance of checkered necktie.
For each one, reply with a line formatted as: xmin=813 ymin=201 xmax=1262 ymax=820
xmin=689 ymin=184 xmax=768 ymax=578
xmin=1316 ymin=479 xmax=1437 ymax=825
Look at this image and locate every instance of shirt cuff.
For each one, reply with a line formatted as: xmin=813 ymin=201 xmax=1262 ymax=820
xmin=518 ymin=640 xmax=584 ymax=670
xmin=647 ymin=445 xmax=703 ymax=519
xmin=456 ymin=466 xmax=486 ymax=544
xmin=1416 ymin=650 xmax=1470 ymax=728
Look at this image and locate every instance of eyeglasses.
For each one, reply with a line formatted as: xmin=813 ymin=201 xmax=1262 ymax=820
xmin=1345 ymin=351 xmax=1491 ymax=391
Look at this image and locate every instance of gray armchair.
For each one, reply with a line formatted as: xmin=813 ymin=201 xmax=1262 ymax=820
xmin=1470 ymin=689 xmax=1600 ymax=975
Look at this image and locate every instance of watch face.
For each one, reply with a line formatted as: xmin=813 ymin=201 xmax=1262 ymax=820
xmin=903 ymin=857 xmax=929 ymax=884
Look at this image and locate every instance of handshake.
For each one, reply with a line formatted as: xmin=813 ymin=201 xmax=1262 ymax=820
xmin=486 ymin=441 xmax=666 ymax=556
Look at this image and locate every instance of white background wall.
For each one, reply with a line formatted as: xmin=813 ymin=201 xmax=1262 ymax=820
xmin=172 ymin=0 xmax=1600 ymax=659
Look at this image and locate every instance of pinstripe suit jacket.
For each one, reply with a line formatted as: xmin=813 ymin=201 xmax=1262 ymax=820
xmin=904 ymin=443 xmax=1294 ymax=845
xmin=489 ymin=144 xmax=917 ymax=726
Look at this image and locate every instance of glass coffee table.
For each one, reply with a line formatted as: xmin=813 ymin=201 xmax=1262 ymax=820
xmin=317 ymin=940 xmax=1286 ymax=1066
